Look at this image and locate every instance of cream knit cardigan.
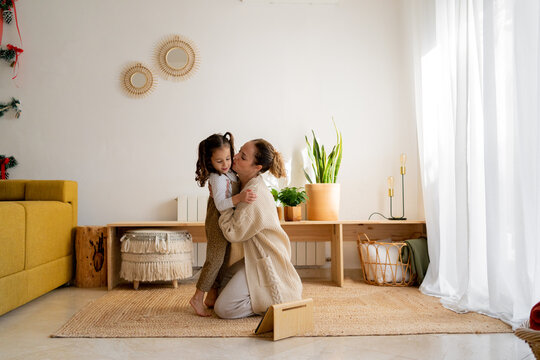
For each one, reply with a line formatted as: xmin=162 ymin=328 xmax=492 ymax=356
xmin=218 ymin=175 xmax=303 ymax=315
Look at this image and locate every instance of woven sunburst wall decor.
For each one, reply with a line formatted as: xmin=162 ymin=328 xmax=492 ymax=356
xmin=155 ymin=34 xmax=200 ymax=81
xmin=121 ymin=63 xmax=157 ymax=98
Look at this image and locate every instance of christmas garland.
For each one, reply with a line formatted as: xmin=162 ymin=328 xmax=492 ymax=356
xmin=0 ymin=155 xmax=17 ymax=179
xmin=0 ymin=0 xmax=21 ymax=47
xmin=0 ymin=97 xmax=20 ymax=118
xmin=0 ymin=0 xmax=22 ymax=79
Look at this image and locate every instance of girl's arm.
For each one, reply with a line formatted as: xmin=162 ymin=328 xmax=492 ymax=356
xmin=208 ymin=174 xmax=234 ymax=213
xmin=209 ymin=174 xmax=257 ymax=213
xmin=231 ymin=189 xmax=256 ymax=206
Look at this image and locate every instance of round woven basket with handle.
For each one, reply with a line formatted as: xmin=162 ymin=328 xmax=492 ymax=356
xmin=356 ymin=233 xmax=415 ymax=287
xmin=515 ymin=320 xmax=540 ymax=359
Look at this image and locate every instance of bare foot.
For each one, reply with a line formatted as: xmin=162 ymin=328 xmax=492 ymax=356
xmin=204 ymin=287 xmax=218 ymax=308
xmin=190 ymin=295 xmax=211 ymax=317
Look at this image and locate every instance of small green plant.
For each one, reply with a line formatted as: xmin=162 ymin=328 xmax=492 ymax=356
xmin=278 ymin=187 xmax=307 ymax=207
xmin=304 ymin=119 xmax=343 ymax=183
xmin=270 ymin=188 xmax=280 ymax=205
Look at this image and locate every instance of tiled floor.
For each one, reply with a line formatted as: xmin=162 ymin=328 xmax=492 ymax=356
xmin=0 ymin=271 xmax=534 ymax=360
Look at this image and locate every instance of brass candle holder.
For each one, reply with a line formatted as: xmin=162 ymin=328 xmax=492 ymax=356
xmin=369 ymin=153 xmax=407 ymax=220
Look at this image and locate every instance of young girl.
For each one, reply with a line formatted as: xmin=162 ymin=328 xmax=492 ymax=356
xmin=190 ymin=132 xmax=256 ymax=317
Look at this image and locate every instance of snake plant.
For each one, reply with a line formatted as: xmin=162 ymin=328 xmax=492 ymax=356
xmin=304 ymin=120 xmax=343 ymax=183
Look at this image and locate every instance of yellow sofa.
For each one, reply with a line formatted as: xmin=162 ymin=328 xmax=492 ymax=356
xmin=0 ymin=180 xmax=77 ymax=316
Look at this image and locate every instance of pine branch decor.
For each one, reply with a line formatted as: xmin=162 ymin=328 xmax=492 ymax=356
xmin=0 ymin=97 xmax=21 ymax=118
xmin=0 ymin=46 xmax=14 ymax=62
xmin=0 ymin=44 xmax=22 ymax=67
xmin=0 ymin=0 xmax=13 ymax=24
xmin=0 ymin=155 xmax=17 ymax=179
xmin=2 ymin=8 xmax=12 ymax=23
xmin=0 ymin=0 xmax=14 ymax=11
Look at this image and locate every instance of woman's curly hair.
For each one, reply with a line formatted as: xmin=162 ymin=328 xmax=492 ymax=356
xmin=252 ymin=138 xmax=286 ymax=178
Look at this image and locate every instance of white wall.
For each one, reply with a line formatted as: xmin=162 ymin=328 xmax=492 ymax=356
xmin=0 ymin=0 xmax=420 ymax=268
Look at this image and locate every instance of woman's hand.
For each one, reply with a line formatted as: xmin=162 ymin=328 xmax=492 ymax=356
xmin=232 ymin=189 xmax=257 ymax=206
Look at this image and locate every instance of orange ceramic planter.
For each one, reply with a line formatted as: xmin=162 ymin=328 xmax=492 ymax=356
xmin=305 ymin=183 xmax=340 ymax=220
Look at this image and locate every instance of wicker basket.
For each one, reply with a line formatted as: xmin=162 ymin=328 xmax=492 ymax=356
xmin=119 ymin=229 xmax=193 ymax=284
xmin=515 ymin=320 xmax=540 ymax=359
xmin=357 ymin=233 xmax=415 ymax=286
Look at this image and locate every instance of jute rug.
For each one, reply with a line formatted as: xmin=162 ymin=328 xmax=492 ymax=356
xmin=52 ymin=279 xmax=511 ymax=338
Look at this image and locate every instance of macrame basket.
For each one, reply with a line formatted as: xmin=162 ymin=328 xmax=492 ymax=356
xmin=120 ymin=229 xmax=193 ymax=283
xmin=515 ymin=321 xmax=540 ymax=359
xmin=357 ymin=233 xmax=415 ymax=287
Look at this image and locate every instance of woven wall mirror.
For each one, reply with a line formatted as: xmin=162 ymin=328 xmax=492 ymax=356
xmin=156 ymin=34 xmax=200 ymax=80
xmin=122 ymin=63 xmax=156 ymax=97
xmin=121 ymin=63 xmax=156 ymax=98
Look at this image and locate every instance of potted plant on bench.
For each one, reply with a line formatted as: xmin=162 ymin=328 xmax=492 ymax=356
xmin=304 ymin=120 xmax=343 ymax=220
xmin=278 ymin=187 xmax=307 ymax=221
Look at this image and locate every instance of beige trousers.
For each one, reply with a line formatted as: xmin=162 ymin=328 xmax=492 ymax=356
xmin=214 ymin=261 xmax=255 ymax=319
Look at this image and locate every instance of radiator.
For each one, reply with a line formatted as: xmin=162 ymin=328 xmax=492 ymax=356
xmin=176 ymin=195 xmax=326 ymax=267
xmin=176 ymin=195 xmax=208 ymax=267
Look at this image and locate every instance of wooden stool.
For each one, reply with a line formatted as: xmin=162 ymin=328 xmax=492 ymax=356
xmin=75 ymin=226 xmax=107 ymax=288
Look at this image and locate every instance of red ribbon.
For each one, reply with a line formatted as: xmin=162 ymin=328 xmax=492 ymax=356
xmin=1 ymin=158 xmax=9 ymax=179
xmin=7 ymin=43 xmax=22 ymax=52
xmin=12 ymin=0 xmax=22 ymax=45
xmin=7 ymin=43 xmax=23 ymax=54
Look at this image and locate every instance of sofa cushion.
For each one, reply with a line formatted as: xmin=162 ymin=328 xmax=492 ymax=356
xmin=0 ymin=180 xmax=26 ymax=200
xmin=0 ymin=202 xmax=25 ymax=277
xmin=19 ymin=201 xmax=73 ymax=269
xmin=26 ymin=180 xmax=76 ymax=202
xmin=25 ymin=180 xmax=78 ymax=228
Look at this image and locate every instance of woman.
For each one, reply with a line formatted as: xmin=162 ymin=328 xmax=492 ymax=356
xmin=213 ymin=139 xmax=303 ymax=319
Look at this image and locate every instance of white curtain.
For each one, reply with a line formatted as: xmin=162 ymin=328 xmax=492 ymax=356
xmin=412 ymin=0 xmax=540 ymax=327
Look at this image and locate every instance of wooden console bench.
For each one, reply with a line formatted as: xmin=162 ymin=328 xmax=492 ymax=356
xmin=107 ymin=220 xmax=426 ymax=290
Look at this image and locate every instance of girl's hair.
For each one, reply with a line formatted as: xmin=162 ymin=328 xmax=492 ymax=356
xmin=252 ymin=139 xmax=286 ymax=178
xmin=195 ymin=132 xmax=235 ymax=187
